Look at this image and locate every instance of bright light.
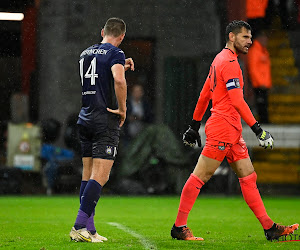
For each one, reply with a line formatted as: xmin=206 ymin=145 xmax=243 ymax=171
xmin=0 ymin=12 xmax=24 ymax=21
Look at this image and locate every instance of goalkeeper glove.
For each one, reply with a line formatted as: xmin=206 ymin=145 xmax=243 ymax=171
xmin=183 ymin=120 xmax=201 ymax=147
xmin=251 ymin=122 xmax=274 ymax=149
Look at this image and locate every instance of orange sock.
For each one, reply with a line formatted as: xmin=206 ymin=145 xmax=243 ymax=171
xmin=175 ymin=173 xmax=204 ymax=227
xmin=239 ymin=172 xmax=273 ymax=229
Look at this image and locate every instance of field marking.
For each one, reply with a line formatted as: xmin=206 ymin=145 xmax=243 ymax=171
xmin=107 ymin=222 xmax=157 ymax=250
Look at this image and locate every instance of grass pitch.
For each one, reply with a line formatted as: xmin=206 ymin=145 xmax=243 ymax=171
xmin=0 ymin=195 xmax=299 ymax=249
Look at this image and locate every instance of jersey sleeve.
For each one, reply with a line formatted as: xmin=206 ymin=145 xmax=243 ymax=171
xmin=222 ymin=60 xmax=240 ymax=84
xmin=110 ymin=49 xmax=125 ymax=67
xmin=193 ymin=76 xmax=211 ymax=121
xmin=222 ymin=62 xmax=257 ymax=127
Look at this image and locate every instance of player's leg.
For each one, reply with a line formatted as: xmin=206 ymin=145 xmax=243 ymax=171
xmin=171 ymin=154 xmax=222 ymax=241
xmin=229 ymin=144 xmax=299 ymax=240
xmin=87 ymin=158 xmax=113 ymax=242
xmin=70 ymin=125 xmax=97 ymax=242
xmin=78 ymin=125 xmax=94 ymax=204
xmin=230 ymin=157 xmax=274 ymax=228
xmin=228 ymin=138 xmax=275 ymax=230
xmin=72 ymin=158 xmax=114 ymax=242
xmin=71 ymin=126 xmax=112 ymax=243
xmin=80 ymin=157 xmax=101 ymax=238
xmin=80 ymin=157 xmax=92 ymax=202
xmin=75 ymin=126 xmax=101 ymax=240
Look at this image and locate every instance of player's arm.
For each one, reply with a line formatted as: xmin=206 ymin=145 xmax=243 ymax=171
xmin=183 ymin=77 xmax=211 ymax=147
xmin=107 ymin=64 xmax=127 ymax=127
xmin=193 ymin=77 xmax=211 ymax=122
xmin=227 ymin=83 xmax=274 ymax=149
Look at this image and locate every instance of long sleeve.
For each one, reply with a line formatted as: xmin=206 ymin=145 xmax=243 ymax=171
xmin=227 ymin=88 xmax=256 ymax=127
xmin=193 ymin=77 xmax=211 ymax=121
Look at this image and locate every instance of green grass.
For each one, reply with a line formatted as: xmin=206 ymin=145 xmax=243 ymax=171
xmin=0 ymin=196 xmax=299 ymax=249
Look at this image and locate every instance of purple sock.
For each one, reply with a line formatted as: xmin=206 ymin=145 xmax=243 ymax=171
xmin=87 ymin=212 xmax=96 ymax=234
xmin=79 ymin=180 xmax=88 ymax=203
xmin=74 ymin=179 xmax=102 ymax=229
xmin=81 ymin=181 xmax=96 ymax=233
xmin=74 ymin=209 xmax=89 ymax=230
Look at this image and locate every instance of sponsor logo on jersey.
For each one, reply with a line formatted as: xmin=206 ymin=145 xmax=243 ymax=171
xmin=82 ymin=91 xmax=96 ymax=95
xmin=226 ymin=78 xmax=240 ymax=90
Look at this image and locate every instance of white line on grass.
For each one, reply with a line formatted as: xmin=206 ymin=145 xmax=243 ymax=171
xmin=107 ymin=222 xmax=157 ymax=250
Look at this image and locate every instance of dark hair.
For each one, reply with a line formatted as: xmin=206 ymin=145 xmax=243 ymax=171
xmin=103 ymin=17 xmax=126 ymax=37
xmin=225 ymin=20 xmax=251 ymax=42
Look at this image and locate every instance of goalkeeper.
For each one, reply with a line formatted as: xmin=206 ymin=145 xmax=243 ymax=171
xmin=171 ymin=20 xmax=298 ymax=241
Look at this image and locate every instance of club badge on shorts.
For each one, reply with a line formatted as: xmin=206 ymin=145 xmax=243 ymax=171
xmin=106 ymin=146 xmax=113 ymax=155
xmin=218 ymin=142 xmax=226 ymax=151
xmin=105 ymin=146 xmax=117 ymax=157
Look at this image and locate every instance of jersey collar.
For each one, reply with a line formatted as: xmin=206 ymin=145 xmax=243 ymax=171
xmin=224 ymin=48 xmax=238 ymax=57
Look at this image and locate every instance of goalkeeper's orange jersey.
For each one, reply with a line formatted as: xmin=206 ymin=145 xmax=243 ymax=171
xmin=193 ymin=48 xmax=256 ymax=144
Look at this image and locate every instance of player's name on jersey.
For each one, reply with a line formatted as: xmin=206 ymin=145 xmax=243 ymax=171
xmin=82 ymin=91 xmax=96 ymax=95
xmin=80 ymin=49 xmax=108 ymax=57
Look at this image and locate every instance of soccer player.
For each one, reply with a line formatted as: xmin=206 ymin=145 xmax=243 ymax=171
xmin=170 ymin=20 xmax=299 ymax=241
xmin=69 ymin=17 xmax=134 ymax=243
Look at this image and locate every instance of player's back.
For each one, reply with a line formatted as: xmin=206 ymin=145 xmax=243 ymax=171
xmin=77 ymin=43 xmax=125 ymax=130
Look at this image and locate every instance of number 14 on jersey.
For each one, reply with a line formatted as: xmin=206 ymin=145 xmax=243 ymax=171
xmin=79 ymin=57 xmax=98 ymax=86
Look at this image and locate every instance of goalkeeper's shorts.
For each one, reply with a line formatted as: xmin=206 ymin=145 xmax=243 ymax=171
xmin=201 ymin=136 xmax=249 ymax=163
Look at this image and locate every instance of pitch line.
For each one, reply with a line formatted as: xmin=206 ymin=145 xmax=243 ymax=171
xmin=107 ymin=222 xmax=157 ymax=250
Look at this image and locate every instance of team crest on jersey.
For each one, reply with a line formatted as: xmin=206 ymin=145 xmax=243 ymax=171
xmin=106 ymin=146 xmax=113 ymax=155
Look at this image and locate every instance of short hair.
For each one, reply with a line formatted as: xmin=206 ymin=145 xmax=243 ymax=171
xmin=103 ymin=17 xmax=126 ymax=37
xmin=225 ymin=20 xmax=251 ymax=42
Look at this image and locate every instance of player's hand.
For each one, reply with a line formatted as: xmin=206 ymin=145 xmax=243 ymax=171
xmin=125 ymin=58 xmax=134 ymax=71
xmin=256 ymin=130 xmax=274 ymax=149
xmin=251 ymin=122 xmax=274 ymax=149
xmin=182 ymin=120 xmax=201 ymax=147
xmin=107 ymin=108 xmax=126 ymax=127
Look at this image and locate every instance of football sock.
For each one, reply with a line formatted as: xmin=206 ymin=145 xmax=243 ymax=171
xmin=74 ymin=210 xmax=89 ymax=230
xmin=79 ymin=180 xmax=88 ymax=203
xmin=239 ymin=172 xmax=273 ymax=230
xmin=175 ymin=173 xmax=205 ymax=227
xmin=87 ymin=212 xmax=96 ymax=234
xmin=74 ymin=179 xmax=102 ymax=229
xmin=80 ymin=180 xmax=97 ymax=233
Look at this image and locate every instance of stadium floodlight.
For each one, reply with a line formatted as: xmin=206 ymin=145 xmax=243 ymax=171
xmin=0 ymin=12 xmax=24 ymax=21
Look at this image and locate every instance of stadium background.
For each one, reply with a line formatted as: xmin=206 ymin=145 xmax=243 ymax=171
xmin=0 ymin=0 xmax=299 ymax=196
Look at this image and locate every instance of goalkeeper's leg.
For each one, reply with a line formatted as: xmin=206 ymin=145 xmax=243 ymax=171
xmin=172 ymin=155 xmax=221 ymax=240
xmin=231 ymin=158 xmax=274 ymax=229
xmin=231 ymin=158 xmax=299 ymax=240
